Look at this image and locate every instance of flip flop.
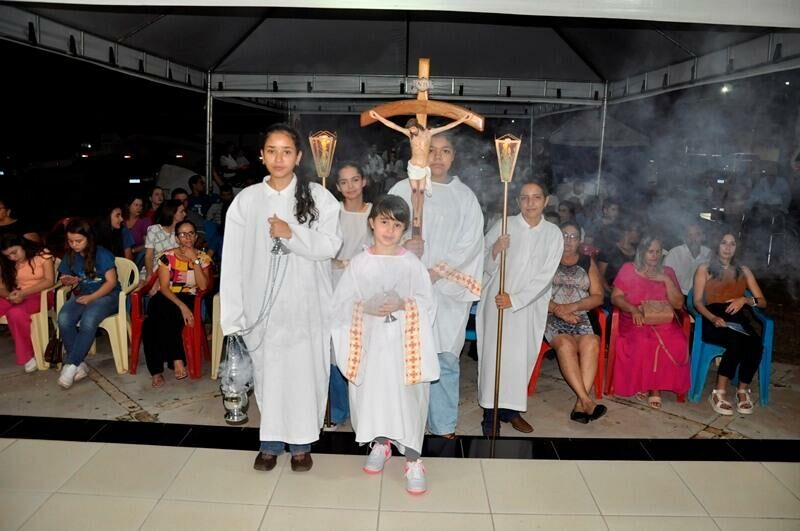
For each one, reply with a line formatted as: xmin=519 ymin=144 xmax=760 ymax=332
xmin=175 ymin=370 xmax=188 ymax=380
xmin=648 ymin=396 xmax=662 ymax=409
xmin=152 ymin=374 xmax=165 ymax=388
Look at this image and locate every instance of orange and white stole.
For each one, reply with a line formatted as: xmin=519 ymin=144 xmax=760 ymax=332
xmin=432 ymin=261 xmax=481 ymax=296
xmin=346 ymin=298 xmax=424 ymax=385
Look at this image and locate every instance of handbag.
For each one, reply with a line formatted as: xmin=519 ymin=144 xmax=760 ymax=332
xmin=44 ymin=337 xmax=63 ymax=366
xmin=640 ymin=300 xmax=674 ymax=325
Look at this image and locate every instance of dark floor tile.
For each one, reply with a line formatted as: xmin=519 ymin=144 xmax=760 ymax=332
xmin=314 ymin=431 xmax=362 ymax=455
xmin=179 ymin=425 xmax=259 ymax=451
xmin=5 ymin=416 xmax=106 ymax=442
xmin=552 ymin=438 xmax=653 ymax=460
xmin=464 ymin=437 xmax=543 ymax=459
xmin=642 ymin=439 xmax=743 ymax=461
xmin=90 ymin=420 xmax=191 ymax=446
xmin=728 ymin=439 xmax=800 ymax=462
xmin=0 ymin=415 xmax=24 ymax=436
xmin=422 ymin=437 xmax=464 ymax=458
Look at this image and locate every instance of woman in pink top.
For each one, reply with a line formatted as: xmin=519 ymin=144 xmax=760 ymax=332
xmin=611 ymin=235 xmax=689 ymax=408
xmin=0 ymin=234 xmax=55 ymax=372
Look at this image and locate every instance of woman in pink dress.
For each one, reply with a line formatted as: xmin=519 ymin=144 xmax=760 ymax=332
xmin=611 ymin=235 xmax=689 ymax=408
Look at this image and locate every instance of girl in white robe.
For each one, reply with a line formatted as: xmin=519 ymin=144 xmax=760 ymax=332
xmin=328 ymin=162 xmax=373 ymax=428
xmin=477 ymin=181 xmax=563 ymax=436
xmin=220 ymin=123 xmax=342 ymax=473
xmin=331 ymin=195 xmax=439 ymax=495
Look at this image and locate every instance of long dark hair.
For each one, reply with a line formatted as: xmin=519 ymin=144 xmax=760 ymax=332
xmin=263 ymin=123 xmax=318 ymax=225
xmin=708 ymin=229 xmax=743 ymax=280
xmin=64 ymin=218 xmax=98 ymax=277
xmin=0 ymin=233 xmax=48 ymax=290
xmin=155 ymin=199 xmax=182 ymax=227
xmin=94 ymin=207 xmax=124 ymax=258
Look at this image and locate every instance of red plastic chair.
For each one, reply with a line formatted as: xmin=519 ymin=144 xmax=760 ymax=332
xmin=527 ymin=308 xmax=606 ymax=399
xmin=605 ymin=306 xmax=690 ymax=402
xmin=129 ymin=272 xmax=213 ymax=379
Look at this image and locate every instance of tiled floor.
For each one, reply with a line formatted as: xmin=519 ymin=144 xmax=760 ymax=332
xmin=1 ymin=333 xmax=798 ymax=440
xmin=1 ymin=438 xmax=799 ymax=531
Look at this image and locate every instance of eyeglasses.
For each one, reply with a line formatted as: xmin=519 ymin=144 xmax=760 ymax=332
xmin=562 ymin=233 xmax=580 ymax=240
xmin=176 ymin=231 xmax=196 ymax=238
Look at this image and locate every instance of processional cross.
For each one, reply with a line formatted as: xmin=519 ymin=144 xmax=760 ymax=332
xmin=361 ymin=58 xmax=485 ymax=238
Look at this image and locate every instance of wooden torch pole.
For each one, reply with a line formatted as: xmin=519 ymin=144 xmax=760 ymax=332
xmin=490 ymin=180 xmax=510 ymax=458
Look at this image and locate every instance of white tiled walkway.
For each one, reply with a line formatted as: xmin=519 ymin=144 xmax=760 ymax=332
xmin=1 ymin=438 xmax=799 ymax=531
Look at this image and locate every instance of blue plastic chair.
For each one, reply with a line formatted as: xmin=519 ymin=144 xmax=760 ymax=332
xmin=686 ymin=289 xmax=774 ymax=405
xmin=465 ymin=301 xmax=478 ymax=341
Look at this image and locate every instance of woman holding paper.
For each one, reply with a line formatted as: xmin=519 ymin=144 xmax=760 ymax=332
xmin=693 ymin=229 xmax=766 ymax=416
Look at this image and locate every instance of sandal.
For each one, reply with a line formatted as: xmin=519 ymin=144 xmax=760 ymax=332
xmin=709 ymin=389 xmax=734 ymax=416
xmin=647 ymin=395 xmax=662 ymax=409
xmin=174 ymin=362 xmax=188 ymax=380
xmin=151 ymin=374 xmax=165 ymax=388
xmin=736 ymin=389 xmax=754 ymax=415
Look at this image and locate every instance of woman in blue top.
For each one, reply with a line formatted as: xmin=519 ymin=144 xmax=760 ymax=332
xmin=57 ymin=219 xmax=120 ymax=389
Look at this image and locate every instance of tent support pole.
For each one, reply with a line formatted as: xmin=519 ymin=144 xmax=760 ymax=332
xmin=529 ymin=105 xmax=534 ymax=171
xmin=595 ymin=82 xmax=608 ymax=197
xmin=205 ymin=71 xmax=214 ymax=192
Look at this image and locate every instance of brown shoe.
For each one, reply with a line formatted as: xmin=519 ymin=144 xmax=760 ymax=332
xmin=253 ymin=452 xmax=277 ymax=471
xmin=509 ymin=415 xmax=534 ymax=433
xmin=290 ymin=453 xmax=313 ymax=472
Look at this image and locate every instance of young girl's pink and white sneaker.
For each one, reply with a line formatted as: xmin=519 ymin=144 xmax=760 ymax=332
xmin=363 ymin=441 xmax=392 ymax=474
xmin=404 ymin=459 xmax=427 ymax=494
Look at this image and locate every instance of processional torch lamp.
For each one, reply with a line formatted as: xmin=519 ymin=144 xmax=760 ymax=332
xmin=490 ymin=134 xmax=522 ymax=458
xmin=309 ymin=129 xmax=338 ymax=428
xmin=309 ymin=130 xmax=338 ymax=189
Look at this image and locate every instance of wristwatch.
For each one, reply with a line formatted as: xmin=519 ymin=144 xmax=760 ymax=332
xmin=192 ymin=257 xmax=202 ymax=266
xmin=751 ymin=296 xmax=758 ymax=306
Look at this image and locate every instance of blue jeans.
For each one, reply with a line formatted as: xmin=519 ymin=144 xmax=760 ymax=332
xmin=260 ymin=441 xmax=311 ymax=456
xmin=329 ymin=364 xmax=350 ymax=424
xmin=427 ymin=351 xmax=460 ymax=435
xmin=58 ymin=293 xmax=118 ymax=366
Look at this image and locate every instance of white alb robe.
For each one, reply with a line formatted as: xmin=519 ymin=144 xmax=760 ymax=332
xmin=389 ymin=177 xmax=484 ymax=355
xmin=220 ymin=175 xmax=342 ymax=445
xmin=331 ymin=203 xmax=372 ymax=288
xmin=477 ymin=215 xmax=563 ymax=411
xmin=331 ymin=249 xmax=439 ymax=454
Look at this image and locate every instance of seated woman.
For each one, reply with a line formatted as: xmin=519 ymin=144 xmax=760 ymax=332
xmin=94 ymin=206 xmax=134 ymax=260
xmin=142 ymin=220 xmax=211 ymax=387
xmin=0 ymin=198 xmax=40 ymax=242
xmin=611 ymin=235 xmax=689 ymax=408
xmin=144 ymin=199 xmax=186 ymax=278
xmin=145 ymin=186 xmax=164 ymax=221
xmin=545 ymin=222 xmax=606 ymax=423
xmin=57 ymin=219 xmax=120 ymax=389
xmin=124 ymin=194 xmax=151 ymax=260
xmin=597 ymin=217 xmax=640 ymax=301
xmin=0 ymin=234 xmax=55 ymax=372
xmin=692 ymin=229 xmax=766 ymax=415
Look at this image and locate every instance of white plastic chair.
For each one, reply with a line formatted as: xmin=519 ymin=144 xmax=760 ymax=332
xmin=56 ymin=257 xmax=139 ymax=374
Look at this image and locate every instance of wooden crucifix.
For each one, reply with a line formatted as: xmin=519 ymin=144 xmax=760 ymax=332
xmin=361 ymin=58 xmax=485 ymax=238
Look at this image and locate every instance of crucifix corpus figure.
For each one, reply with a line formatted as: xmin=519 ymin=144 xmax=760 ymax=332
xmin=361 ymin=58 xmax=485 ymax=238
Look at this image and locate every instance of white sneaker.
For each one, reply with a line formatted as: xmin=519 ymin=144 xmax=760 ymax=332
xmin=404 ymin=459 xmax=427 ymax=494
xmin=363 ymin=441 xmax=392 ymax=474
xmin=58 ymin=364 xmax=78 ymax=389
xmin=74 ymin=363 xmax=90 ymax=382
xmin=24 ymin=358 xmax=38 ymax=373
